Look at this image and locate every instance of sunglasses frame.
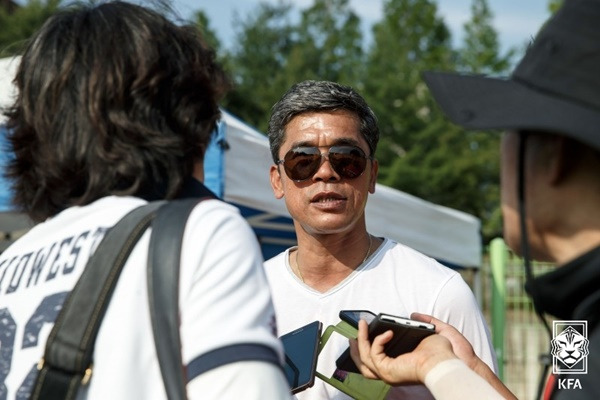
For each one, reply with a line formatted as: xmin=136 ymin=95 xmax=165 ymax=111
xmin=276 ymin=145 xmax=373 ymax=182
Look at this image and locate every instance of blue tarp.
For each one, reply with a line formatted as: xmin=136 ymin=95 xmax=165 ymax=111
xmin=0 ymin=127 xmax=12 ymax=211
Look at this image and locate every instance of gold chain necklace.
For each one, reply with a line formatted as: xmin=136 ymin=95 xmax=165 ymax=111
xmin=294 ymin=234 xmax=373 ymax=283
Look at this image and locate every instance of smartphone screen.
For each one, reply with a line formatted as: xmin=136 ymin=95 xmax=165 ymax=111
xmin=280 ymin=320 xmax=322 ymax=394
xmin=339 ymin=310 xmax=377 ymax=328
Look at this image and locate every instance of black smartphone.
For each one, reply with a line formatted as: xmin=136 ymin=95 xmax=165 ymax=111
xmin=339 ymin=309 xmax=377 ymax=328
xmin=368 ymin=313 xmax=435 ymax=357
xmin=280 ymin=320 xmax=323 ymax=394
xmin=335 ymin=311 xmax=435 ymax=373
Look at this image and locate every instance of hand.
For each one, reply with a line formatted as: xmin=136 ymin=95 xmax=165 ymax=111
xmin=409 ymin=312 xmax=479 ymax=371
xmin=349 ymin=319 xmax=458 ymax=385
xmin=406 ymin=314 xmax=516 ymax=400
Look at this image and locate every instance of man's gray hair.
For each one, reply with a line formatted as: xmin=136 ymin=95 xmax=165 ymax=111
xmin=267 ymin=80 xmax=379 ymax=162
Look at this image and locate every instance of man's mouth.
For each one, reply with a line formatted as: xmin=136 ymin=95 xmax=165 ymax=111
xmin=311 ymin=193 xmax=346 ymax=203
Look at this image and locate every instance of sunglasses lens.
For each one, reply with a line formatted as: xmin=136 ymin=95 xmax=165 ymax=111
xmin=329 ymin=146 xmax=368 ymax=179
xmin=283 ymin=147 xmax=321 ymax=181
xmin=281 ymin=146 xmax=369 ymax=181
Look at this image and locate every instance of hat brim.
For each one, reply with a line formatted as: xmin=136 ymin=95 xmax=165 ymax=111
xmin=423 ymin=71 xmax=600 ymax=151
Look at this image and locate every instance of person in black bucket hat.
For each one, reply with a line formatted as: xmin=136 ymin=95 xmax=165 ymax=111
xmin=349 ymin=0 xmax=600 ymax=399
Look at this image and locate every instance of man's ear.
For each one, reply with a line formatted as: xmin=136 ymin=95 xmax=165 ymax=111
xmin=270 ymin=164 xmax=285 ymax=199
xmin=368 ymin=159 xmax=378 ymax=194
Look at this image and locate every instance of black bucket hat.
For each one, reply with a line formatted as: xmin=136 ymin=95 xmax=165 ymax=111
xmin=423 ymin=0 xmax=600 ymax=151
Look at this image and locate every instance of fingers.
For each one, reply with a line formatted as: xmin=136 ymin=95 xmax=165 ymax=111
xmin=358 ymin=319 xmax=370 ymax=341
xmin=349 ymin=338 xmax=379 ymax=379
xmin=410 ymin=312 xmax=478 ymax=369
xmin=354 ymin=320 xmax=375 ymax=371
xmin=352 ymin=317 xmax=450 ymax=386
xmin=410 ymin=312 xmax=457 ymax=336
xmin=410 ymin=312 xmax=446 ymax=331
xmin=410 ymin=312 xmax=434 ymax=323
xmin=359 ymin=319 xmax=393 ymax=354
xmin=351 ymin=320 xmax=391 ymax=379
xmin=355 ymin=320 xmax=395 ymax=378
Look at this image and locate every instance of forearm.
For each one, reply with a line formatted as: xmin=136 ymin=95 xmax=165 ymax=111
xmin=471 ymin=358 xmax=517 ymax=400
xmin=424 ymin=359 xmax=507 ymax=400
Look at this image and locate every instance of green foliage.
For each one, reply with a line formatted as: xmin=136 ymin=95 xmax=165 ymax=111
xmin=548 ymin=0 xmax=563 ymax=14
xmin=223 ymin=0 xmax=365 ymax=132
xmin=0 ymin=0 xmax=62 ymax=57
xmin=458 ymin=0 xmax=514 ymax=74
xmin=193 ymin=9 xmax=221 ymax=53
xmin=220 ymin=2 xmax=296 ymax=132
xmin=292 ymin=0 xmax=364 ymax=84
xmin=191 ymin=9 xmax=238 ymax=91
xmin=364 ymin=0 xmax=453 ymax=156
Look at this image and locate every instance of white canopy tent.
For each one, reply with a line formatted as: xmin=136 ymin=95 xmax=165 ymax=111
xmin=1 ymin=56 xmax=482 ymax=269
xmin=0 ymin=56 xmax=18 ymax=123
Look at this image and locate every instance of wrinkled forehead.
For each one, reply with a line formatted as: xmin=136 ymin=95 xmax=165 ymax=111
xmin=281 ymin=110 xmax=366 ymax=150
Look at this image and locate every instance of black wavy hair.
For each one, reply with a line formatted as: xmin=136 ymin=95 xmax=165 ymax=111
xmin=4 ymin=1 xmax=230 ymax=222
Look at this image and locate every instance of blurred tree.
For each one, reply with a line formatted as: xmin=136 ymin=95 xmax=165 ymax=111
xmin=191 ymin=8 xmax=238 ymax=91
xmin=221 ymin=2 xmax=295 ymax=132
xmin=0 ymin=0 xmax=62 ymax=57
xmin=548 ymin=0 xmax=563 ymax=13
xmin=362 ymin=0 xmax=453 ymax=179
xmin=223 ymin=0 xmax=365 ymax=133
xmin=364 ymin=0 xmax=506 ymax=241
xmin=0 ymin=0 xmax=19 ymax=14
xmin=458 ymin=0 xmax=514 ymax=74
xmin=287 ymin=0 xmax=364 ymax=85
xmin=193 ymin=9 xmax=221 ymax=53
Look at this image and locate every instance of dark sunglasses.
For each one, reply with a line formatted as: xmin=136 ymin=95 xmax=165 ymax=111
xmin=276 ymin=145 xmax=373 ymax=182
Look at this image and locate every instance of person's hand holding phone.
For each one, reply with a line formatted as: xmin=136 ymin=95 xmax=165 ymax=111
xmin=349 ymin=318 xmax=457 ymax=385
xmin=409 ymin=312 xmax=479 ymax=371
xmin=407 ymin=313 xmax=516 ymax=399
xmin=335 ymin=310 xmax=435 ymax=373
xmin=349 ymin=313 xmax=516 ymax=400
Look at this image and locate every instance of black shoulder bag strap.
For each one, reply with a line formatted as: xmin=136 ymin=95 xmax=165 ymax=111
xmin=147 ymin=197 xmax=214 ymax=400
xmin=30 ymin=201 xmax=164 ymax=400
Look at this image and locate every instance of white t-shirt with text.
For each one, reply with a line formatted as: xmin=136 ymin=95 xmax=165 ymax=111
xmin=0 ymin=195 xmax=290 ymax=400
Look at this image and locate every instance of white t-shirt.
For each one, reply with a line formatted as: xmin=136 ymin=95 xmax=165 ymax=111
xmin=0 ymin=195 xmax=291 ymax=400
xmin=264 ymin=238 xmax=497 ymax=400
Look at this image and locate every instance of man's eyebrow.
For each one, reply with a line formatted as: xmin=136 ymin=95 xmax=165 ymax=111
xmin=288 ymin=140 xmax=316 ymax=148
xmin=333 ymin=138 xmax=361 ymax=146
xmin=288 ymin=138 xmax=362 ymax=149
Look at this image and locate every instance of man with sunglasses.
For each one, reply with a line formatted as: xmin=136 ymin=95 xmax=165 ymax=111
xmin=264 ymin=80 xmax=497 ymax=399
